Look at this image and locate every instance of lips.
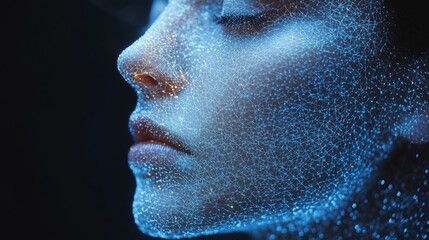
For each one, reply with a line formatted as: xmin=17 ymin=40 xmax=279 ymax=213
xmin=129 ymin=116 xmax=191 ymax=154
xmin=128 ymin=116 xmax=192 ymax=186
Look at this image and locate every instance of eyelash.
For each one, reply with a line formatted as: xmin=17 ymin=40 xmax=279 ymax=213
xmin=214 ymin=12 xmax=267 ymax=28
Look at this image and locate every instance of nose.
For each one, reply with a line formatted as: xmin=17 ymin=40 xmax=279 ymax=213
xmin=117 ymin=20 xmax=187 ymax=98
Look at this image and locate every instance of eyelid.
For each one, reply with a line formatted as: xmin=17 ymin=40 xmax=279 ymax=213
xmin=216 ymin=0 xmax=277 ymax=28
xmin=214 ymin=12 xmax=267 ymax=27
xmin=220 ymin=0 xmax=264 ymax=16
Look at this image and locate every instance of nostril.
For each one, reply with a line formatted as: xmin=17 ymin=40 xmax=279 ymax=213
xmin=133 ymin=73 xmax=159 ymax=90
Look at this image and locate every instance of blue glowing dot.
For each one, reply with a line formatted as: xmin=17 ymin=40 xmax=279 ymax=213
xmin=354 ymin=224 xmax=360 ymax=231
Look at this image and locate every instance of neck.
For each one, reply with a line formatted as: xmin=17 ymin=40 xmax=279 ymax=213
xmin=249 ymin=142 xmax=429 ymax=239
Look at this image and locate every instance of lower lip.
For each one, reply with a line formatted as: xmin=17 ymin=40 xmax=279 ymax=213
xmin=128 ymin=142 xmax=189 ymax=184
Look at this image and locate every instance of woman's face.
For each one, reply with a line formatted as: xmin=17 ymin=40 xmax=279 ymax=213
xmin=118 ymin=0 xmax=426 ymax=238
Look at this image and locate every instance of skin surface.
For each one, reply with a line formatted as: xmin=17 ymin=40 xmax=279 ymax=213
xmin=117 ymin=0 xmax=428 ymax=238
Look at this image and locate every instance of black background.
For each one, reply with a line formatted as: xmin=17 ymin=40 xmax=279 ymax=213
xmin=2 ymin=1 xmax=250 ymax=240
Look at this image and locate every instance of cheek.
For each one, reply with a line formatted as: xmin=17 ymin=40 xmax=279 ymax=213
xmin=187 ymin=19 xmax=389 ymax=197
xmin=199 ymin=23 xmax=337 ymax=146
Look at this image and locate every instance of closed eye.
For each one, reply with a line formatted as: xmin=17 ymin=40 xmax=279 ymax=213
xmin=214 ymin=12 xmax=267 ymax=28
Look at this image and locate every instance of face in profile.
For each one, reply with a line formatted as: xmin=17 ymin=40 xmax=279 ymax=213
xmin=117 ymin=0 xmax=428 ymax=238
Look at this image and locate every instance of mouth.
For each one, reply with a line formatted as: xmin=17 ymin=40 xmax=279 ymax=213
xmin=127 ymin=116 xmax=192 ymax=185
xmin=129 ymin=116 xmax=191 ymax=155
xmin=128 ymin=116 xmax=191 ymax=187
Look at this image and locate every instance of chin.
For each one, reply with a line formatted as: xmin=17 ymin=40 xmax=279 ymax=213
xmin=131 ymin=179 xmax=220 ymax=239
xmin=131 ymin=181 xmax=258 ymax=239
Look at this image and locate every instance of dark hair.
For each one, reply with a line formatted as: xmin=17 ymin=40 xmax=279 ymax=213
xmin=388 ymin=0 xmax=429 ymax=55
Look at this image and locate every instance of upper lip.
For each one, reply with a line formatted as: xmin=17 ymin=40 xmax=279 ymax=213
xmin=129 ymin=116 xmax=191 ymax=154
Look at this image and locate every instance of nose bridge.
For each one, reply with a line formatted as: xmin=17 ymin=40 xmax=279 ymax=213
xmin=117 ymin=12 xmax=188 ymax=98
